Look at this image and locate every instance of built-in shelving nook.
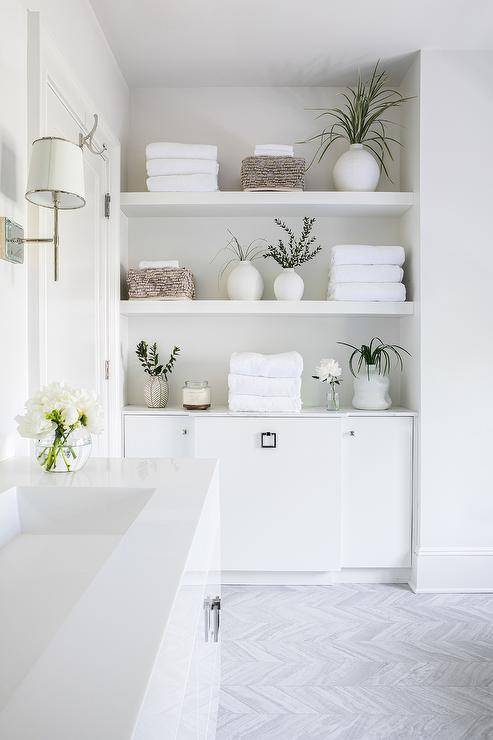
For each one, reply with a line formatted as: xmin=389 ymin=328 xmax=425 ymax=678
xmin=119 ymin=69 xmax=419 ymax=420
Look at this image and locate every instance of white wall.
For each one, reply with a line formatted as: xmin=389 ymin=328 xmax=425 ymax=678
xmin=416 ymin=51 xmax=493 ymax=584
xmin=0 ymin=0 xmax=128 ymax=461
xmin=0 ymin=3 xmax=28 ymax=459
xmin=127 ymin=86 xmax=401 ymax=192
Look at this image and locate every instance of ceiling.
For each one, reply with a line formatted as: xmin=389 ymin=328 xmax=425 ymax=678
xmin=90 ymin=0 xmax=493 ymax=87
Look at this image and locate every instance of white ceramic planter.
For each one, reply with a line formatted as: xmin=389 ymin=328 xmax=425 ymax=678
xmin=144 ymin=376 xmax=169 ymax=408
xmin=332 ymin=143 xmax=380 ymax=192
xmin=227 ymin=260 xmax=264 ymax=300
xmin=274 ymin=268 xmax=304 ymax=301
xmin=352 ymin=365 xmax=391 ymax=410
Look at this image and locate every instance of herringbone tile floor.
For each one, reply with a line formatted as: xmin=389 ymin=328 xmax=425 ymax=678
xmin=217 ymin=584 xmax=493 ymax=739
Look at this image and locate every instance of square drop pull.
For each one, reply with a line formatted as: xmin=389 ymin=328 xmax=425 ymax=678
xmin=261 ymin=432 xmax=277 ymax=449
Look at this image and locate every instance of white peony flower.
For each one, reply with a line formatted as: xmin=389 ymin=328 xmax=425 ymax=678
xmin=16 ymin=382 xmax=104 ymax=439
xmin=15 ymin=411 xmax=56 ymax=439
xmin=314 ymin=358 xmax=342 ymax=383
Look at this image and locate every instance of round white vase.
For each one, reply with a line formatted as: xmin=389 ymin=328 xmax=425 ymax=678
xmin=332 ymin=143 xmax=380 ymax=192
xmin=352 ymin=365 xmax=391 ymax=410
xmin=144 ymin=376 xmax=169 ymax=408
xmin=274 ymin=268 xmax=304 ymax=301
xmin=227 ymin=260 xmax=264 ymax=300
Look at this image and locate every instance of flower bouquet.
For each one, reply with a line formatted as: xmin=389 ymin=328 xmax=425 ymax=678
xmin=313 ymin=358 xmax=343 ymax=411
xmin=16 ymin=382 xmax=103 ymax=472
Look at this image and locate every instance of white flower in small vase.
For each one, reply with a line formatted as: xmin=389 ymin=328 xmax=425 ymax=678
xmin=16 ymin=382 xmax=104 ymax=472
xmin=313 ymin=358 xmax=342 ymax=411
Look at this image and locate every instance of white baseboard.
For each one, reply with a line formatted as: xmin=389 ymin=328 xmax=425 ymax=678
xmin=221 ymin=568 xmax=412 ymax=586
xmin=412 ymin=547 xmax=493 ymax=593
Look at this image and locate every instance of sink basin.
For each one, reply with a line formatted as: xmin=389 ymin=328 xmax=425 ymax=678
xmin=0 ymin=486 xmax=153 ymax=710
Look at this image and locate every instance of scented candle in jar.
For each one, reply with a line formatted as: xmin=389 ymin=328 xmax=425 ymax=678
xmin=182 ymin=381 xmax=211 ymax=410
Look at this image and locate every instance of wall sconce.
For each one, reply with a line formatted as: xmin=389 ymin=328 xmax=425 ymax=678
xmin=0 ymin=114 xmax=105 ymax=281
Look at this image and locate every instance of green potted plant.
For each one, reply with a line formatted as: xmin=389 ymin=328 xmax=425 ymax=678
xmin=338 ymin=337 xmax=410 ymax=410
xmin=301 ymin=62 xmax=413 ymax=191
xmin=264 ymin=216 xmax=322 ymax=300
xmin=213 ymin=229 xmax=266 ymax=300
xmin=136 ymin=341 xmax=180 ymax=408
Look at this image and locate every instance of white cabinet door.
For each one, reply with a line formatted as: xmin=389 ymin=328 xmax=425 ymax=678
xmin=124 ymin=415 xmax=193 ymax=458
xmin=342 ymin=416 xmax=413 ymax=568
xmin=195 ymin=417 xmax=340 ymax=572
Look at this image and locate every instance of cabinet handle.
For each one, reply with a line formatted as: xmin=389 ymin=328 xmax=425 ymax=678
xmin=347 ymin=430 xmax=355 ymax=437
xmin=182 ymin=428 xmax=188 ymax=436
xmin=203 ymin=595 xmax=221 ymax=642
xmin=261 ymin=432 xmax=277 ymax=449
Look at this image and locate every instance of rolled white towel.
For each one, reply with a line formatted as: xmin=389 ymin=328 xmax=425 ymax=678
xmin=228 ymin=374 xmax=301 ymax=398
xmin=146 ymin=159 xmax=219 ymax=177
xmin=330 ymin=264 xmax=404 ymax=283
xmin=331 ymin=244 xmax=405 ymax=266
xmin=328 ymin=282 xmax=406 ymax=302
xmin=146 ymin=142 xmax=218 ymax=160
xmin=254 ymin=144 xmax=294 ymax=157
xmin=138 ymin=260 xmax=179 ymax=269
xmin=228 ymin=395 xmax=302 ymax=413
xmin=230 ymin=351 xmax=303 ymax=379
xmin=146 ymin=174 xmax=218 ymax=192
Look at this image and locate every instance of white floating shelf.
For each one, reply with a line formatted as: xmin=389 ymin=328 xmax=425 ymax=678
xmin=120 ymin=191 xmax=414 ymax=218
xmin=120 ymin=300 xmax=414 ymax=318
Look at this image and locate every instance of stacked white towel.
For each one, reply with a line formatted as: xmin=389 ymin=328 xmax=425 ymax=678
xmin=228 ymin=351 xmax=303 ymax=413
xmin=328 ymin=245 xmax=406 ymax=302
xmin=254 ymin=144 xmax=294 ymax=157
xmin=146 ymin=142 xmax=219 ymax=192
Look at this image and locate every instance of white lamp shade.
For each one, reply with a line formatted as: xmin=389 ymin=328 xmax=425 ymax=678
xmin=26 ymin=137 xmax=85 ymax=209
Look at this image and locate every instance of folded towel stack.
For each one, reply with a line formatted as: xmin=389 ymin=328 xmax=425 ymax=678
xmin=254 ymin=144 xmax=294 ymax=157
xmin=228 ymin=351 xmax=303 ymax=413
xmin=146 ymin=142 xmax=219 ymax=192
xmin=328 ymin=245 xmax=406 ymax=302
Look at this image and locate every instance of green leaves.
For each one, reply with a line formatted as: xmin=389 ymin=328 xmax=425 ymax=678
xmin=338 ymin=337 xmax=411 ymax=378
xmin=136 ymin=340 xmax=181 ymax=378
xmin=300 ymin=61 xmax=414 ymax=180
xmin=264 ymin=216 xmax=322 ymax=268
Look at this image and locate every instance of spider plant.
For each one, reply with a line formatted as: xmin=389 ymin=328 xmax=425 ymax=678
xmin=301 ymin=61 xmax=413 ymax=180
xmin=213 ymin=229 xmax=267 ymax=282
xmin=338 ymin=337 xmax=410 ymax=378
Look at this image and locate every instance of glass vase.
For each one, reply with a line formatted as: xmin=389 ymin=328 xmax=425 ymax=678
xmin=35 ymin=433 xmax=92 ymax=473
xmin=326 ymin=385 xmax=340 ymax=411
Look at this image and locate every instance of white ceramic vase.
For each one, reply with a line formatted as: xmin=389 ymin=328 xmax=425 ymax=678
xmin=351 ymin=365 xmax=391 ymax=410
xmin=332 ymin=143 xmax=380 ymax=192
xmin=227 ymin=260 xmax=264 ymax=300
xmin=144 ymin=376 xmax=169 ymax=408
xmin=274 ymin=268 xmax=304 ymax=301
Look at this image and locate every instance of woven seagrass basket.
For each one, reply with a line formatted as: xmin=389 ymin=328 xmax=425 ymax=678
xmin=127 ymin=267 xmax=196 ymax=300
xmin=240 ymin=156 xmax=305 ymax=191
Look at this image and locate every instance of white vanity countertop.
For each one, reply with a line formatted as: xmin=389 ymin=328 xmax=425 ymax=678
xmin=123 ymin=404 xmax=417 ymax=418
xmin=0 ymin=457 xmax=218 ymax=740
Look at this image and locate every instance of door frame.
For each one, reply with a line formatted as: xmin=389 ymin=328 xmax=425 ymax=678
xmin=27 ymin=11 xmax=121 ymax=455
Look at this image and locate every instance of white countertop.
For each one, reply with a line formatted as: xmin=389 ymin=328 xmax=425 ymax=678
xmin=0 ymin=457 xmax=218 ymax=740
xmin=123 ymin=404 xmax=417 ymax=418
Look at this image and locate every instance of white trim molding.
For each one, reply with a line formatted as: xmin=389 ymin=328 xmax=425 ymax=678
xmin=221 ymin=568 xmax=412 ymax=586
xmin=411 ymin=546 xmax=493 ymax=593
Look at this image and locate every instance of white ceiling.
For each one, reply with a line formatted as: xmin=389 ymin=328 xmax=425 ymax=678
xmin=90 ymin=0 xmax=493 ymax=87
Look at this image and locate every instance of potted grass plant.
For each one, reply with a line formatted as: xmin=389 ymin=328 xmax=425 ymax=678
xmin=338 ymin=337 xmax=410 ymax=410
xmin=214 ymin=229 xmax=266 ymax=300
xmin=301 ymin=62 xmax=413 ymax=191
xmin=136 ymin=341 xmax=180 ymax=408
xmin=264 ymin=216 xmax=322 ymax=300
